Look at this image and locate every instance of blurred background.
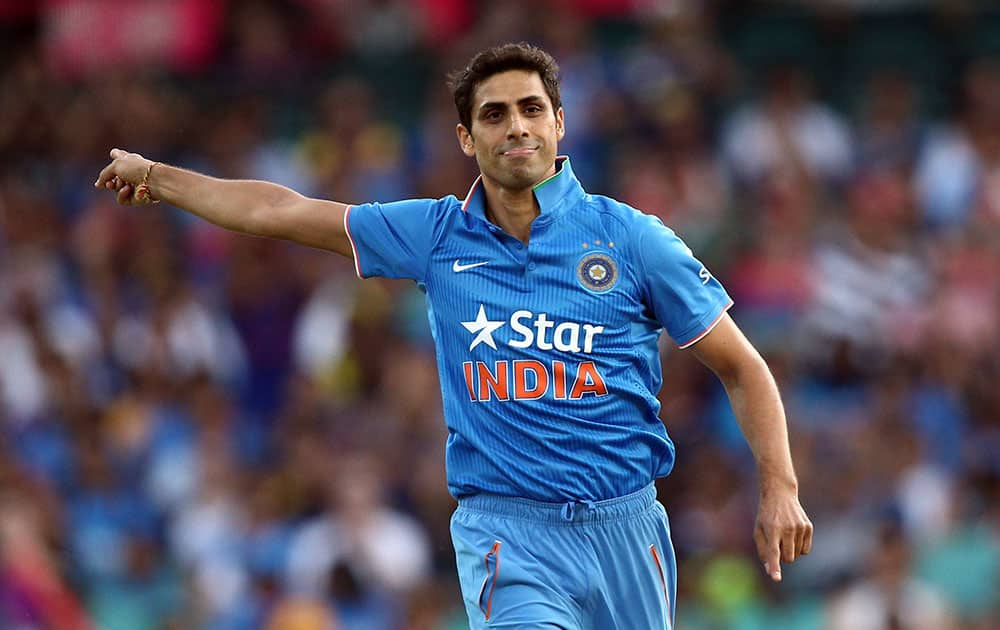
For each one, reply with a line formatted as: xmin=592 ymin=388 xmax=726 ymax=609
xmin=1 ymin=0 xmax=998 ymax=628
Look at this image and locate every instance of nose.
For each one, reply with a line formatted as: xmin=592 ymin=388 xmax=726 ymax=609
xmin=507 ymin=112 xmax=529 ymax=138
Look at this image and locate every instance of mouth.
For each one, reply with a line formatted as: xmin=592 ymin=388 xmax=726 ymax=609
xmin=501 ymin=146 xmax=538 ymax=157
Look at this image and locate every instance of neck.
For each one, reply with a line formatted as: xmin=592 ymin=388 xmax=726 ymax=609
xmin=482 ymin=182 xmax=537 ymax=243
xmin=480 ymin=164 xmax=556 ymax=244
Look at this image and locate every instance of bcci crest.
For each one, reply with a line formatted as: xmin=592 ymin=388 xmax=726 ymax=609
xmin=576 ymin=252 xmax=618 ymax=293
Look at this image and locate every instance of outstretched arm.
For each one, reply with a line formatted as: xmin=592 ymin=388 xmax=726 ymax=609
xmin=688 ymin=313 xmax=813 ymax=582
xmin=94 ymin=149 xmax=353 ymax=257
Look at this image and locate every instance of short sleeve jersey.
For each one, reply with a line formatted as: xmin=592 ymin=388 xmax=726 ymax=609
xmin=346 ymin=158 xmax=732 ymax=502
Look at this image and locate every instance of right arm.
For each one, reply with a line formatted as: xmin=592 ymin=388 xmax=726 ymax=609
xmin=95 ymin=148 xmax=353 ymax=257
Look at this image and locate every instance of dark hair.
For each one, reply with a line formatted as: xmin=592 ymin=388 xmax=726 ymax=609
xmin=448 ymin=42 xmax=561 ymax=131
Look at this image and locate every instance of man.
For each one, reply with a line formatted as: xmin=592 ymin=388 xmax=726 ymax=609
xmin=96 ymin=43 xmax=812 ymax=629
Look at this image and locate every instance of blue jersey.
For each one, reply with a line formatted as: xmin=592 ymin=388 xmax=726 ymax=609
xmin=345 ymin=158 xmax=732 ymax=502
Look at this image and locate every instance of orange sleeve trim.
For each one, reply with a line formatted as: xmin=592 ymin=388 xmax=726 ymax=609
xmin=343 ymin=205 xmax=363 ymax=278
xmin=677 ymin=300 xmax=733 ymax=349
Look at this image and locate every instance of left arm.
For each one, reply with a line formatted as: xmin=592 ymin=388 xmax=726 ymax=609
xmin=689 ymin=313 xmax=813 ymax=581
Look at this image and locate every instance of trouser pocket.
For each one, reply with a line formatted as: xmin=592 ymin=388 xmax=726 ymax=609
xmin=478 ymin=540 xmax=502 ymax=621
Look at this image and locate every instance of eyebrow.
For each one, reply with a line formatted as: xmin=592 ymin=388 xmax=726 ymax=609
xmin=477 ymin=95 xmax=547 ymax=114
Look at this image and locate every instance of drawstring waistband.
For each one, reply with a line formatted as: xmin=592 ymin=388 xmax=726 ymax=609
xmin=458 ymin=484 xmax=657 ymax=524
xmin=561 ymin=499 xmax=596 ymax=522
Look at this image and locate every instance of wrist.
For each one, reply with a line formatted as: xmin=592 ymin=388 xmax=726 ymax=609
xmin=758 ymin=470 xmax=798 ymax=496
xmin=135 ymin=160 xmax=161 ymax=204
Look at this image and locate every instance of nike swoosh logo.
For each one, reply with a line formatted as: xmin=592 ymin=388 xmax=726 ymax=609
xmin=452 ymin=260 xmax=490 ymax=272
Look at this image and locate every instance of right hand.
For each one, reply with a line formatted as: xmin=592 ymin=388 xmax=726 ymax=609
xmin=94 ymin=148 xmax=156 ymax=205
xmin=753 ymin=486 xmax=813 ymax=582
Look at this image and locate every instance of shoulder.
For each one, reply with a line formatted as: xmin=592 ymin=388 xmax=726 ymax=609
xmin=354 ymin=195 xmax=461 ymax=215
xmin=579 ymin=193 xmax=658 ymax=231
xmin=581 ymin=194 xmax=680 ymax=242
xmin=348 ymin=195 xmax=464 ymax=241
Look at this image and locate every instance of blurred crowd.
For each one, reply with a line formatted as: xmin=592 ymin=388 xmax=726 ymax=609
xmin=0 ymin=1 xmax=998 ymax=629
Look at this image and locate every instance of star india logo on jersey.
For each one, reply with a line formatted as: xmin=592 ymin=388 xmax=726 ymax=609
xmin=460 ymin=305 xmax=609 ymax=402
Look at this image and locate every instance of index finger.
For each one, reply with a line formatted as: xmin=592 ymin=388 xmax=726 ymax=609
xmin=754 ymin=524 xmax=781 ymax=582
xmin=766 ymin=537 xmax=781 ymax=581
xmin=95 ymin=160 xmax=118 ymax=188
xmin=110 ymin=148 xmax=125 ymax=160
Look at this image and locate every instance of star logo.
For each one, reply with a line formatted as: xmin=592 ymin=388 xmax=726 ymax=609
xmin=461 ymin=304 xmax=506 ymax=351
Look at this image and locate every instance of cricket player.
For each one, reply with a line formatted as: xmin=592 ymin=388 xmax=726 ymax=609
xmin=96 ymin=42 xmax=812 ymax=629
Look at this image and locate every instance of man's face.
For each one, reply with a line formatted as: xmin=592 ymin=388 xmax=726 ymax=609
xmin=456 ymin=70 xmax=565 ymax=190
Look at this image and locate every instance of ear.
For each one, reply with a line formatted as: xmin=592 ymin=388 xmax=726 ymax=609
xmin=456 ymin=124 xmax=475 ymax=157
xmin=555 ymin=107 xmax=566 ymax=141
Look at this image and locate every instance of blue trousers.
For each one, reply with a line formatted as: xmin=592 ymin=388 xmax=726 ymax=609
xmin=451 ymin=484 xmax=676 ymax=629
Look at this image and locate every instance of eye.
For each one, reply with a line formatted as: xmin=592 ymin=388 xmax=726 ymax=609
xmin=525 ymin=105 xmax=543 ymax=114
xmin=484 ymin=110 xmax=503 ymax=122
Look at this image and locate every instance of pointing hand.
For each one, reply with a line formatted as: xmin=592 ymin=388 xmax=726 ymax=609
xmin=94 ymin=148 xmax=158 ymax=205
xmin=753 ymin=489 xmax=813 ymax=582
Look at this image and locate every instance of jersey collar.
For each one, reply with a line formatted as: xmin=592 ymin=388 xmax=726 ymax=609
xmin=461 ymin=156 xmax=584 ymax=224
